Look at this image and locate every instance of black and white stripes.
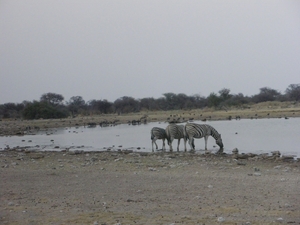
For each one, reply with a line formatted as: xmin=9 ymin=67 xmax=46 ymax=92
xmin=184 ymin=123 xmax=223 ymax=151
xmin=151 ymin=122 xmax=223 ymax=152
xmin=165 ymin=124 xmax=186 ymax=152
xmin=151 ymin=127 xmax=167 ymax=152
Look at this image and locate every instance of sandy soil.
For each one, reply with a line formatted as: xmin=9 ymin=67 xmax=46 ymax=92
xmin=1 ymin=150 xmax=300 ymax=225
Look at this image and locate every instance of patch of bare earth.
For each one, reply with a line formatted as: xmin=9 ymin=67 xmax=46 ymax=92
xmin=1 ymin=150 xmax=300 ymax=225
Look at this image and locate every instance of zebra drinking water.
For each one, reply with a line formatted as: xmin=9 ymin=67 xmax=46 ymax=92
xmin=184 ymin=123 xmax=223 ymax=152
xmin=151 ymin=127 xmax=168 ymax=152
xmin=165 ymin=124 xmax=186 ymax=152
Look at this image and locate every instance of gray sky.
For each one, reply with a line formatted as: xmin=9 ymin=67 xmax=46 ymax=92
xmin=1 ymin=1 xmax=300 ymax=104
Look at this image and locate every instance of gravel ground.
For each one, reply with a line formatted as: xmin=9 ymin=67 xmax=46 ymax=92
xmin=1 ymin=150 xmax=300 ymax=225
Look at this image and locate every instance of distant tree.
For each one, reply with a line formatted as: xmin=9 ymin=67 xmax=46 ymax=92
xmin=207 ymin=92 xmax=221 ymax=107
xmin=252 ymin=87 xmax=281 ymax=103
xmin=285 ymin=83 xmax=300 ymax=101
xmin=113 ymin=96 xmax=139 ymax=114
xmin=162 ymin=92 xmax=178 ymax=110
xmin=40 ymin=93 xmax=64 ymax=105
xmin=67 ymin=96 xmax=86 ymax=116
xmin=218 ymin=88 xmax=232 ymax=101
xmin=139 ymin=97 xmax=159 ymax=111
xmin=23 ymin=101 xmax=68 ymax=119
xmin=0 ymin=102 xmax=24 ymax=119
xmin=88 ymin=99 xmax=113 ymax=114
xmin=223 ymin=93 xmax=249 ymax=106
xmin=192 ymin=94 xmax=207 ymax=108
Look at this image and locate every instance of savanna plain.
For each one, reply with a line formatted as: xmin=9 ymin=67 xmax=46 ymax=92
xmin=1 ymin=101 xmax=300 ymax=225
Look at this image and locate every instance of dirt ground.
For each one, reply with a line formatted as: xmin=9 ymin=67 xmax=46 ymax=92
xmin=1 ymin=150 xmax=300 ymax=225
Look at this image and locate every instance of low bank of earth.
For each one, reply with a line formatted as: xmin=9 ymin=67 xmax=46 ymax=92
xmin=1 ymin=150 xmax=300 ymax=225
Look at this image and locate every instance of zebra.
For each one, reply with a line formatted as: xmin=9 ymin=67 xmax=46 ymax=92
xmin=165 ymin=124 xmax=186 ymax=152
xmin=151 ymin=127 xmax=168 ymax=152
xmin=184 ymin=123 xmax=223 ymax=152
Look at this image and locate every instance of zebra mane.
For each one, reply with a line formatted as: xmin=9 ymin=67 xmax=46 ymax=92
xmin=208 ymin=125 xmax=221 ymax=140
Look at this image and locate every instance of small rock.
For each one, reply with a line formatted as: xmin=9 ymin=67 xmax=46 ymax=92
xmin=232 ymin=148 xmax=239 ymax=154
xmin=271 ymin=151 xmax=281 ymax=156
xmin=217 ymin=217 xmax=225 ymax=222
xmin=276 ymin=217 xmax=284 ymax=222
xmin=253 ymin=172 xmax=261 ymax=176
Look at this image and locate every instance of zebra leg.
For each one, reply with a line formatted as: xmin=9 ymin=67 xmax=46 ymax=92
xmin=188 ymin=137 xmax=194 ymax=150
xmin=204 ymin=136 xmax=209 ymax=150
xmin=177 ymin=138 xmax=180 ymax=152
xmin=170 ymin=138 xmax=174 ymax=151
xmin=162 ymin=138 xmax=166 ymax=151
xmin=152 ymin=138 xmax=158 ymax=152
xmin=184 ymin=137 xmax=187 ymax=152
xmin=155 ymin=138 xmax=159 ymax=150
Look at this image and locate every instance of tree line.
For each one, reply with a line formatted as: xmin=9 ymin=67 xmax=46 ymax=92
xmin=1 ymin=84 xmax=299 ymax=120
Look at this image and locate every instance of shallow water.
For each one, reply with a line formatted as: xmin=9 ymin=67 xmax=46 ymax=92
xmin=0 ymin=118 xmax=299 ymax=157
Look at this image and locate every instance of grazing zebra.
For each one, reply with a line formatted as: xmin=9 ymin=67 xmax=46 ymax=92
xmin=165 ymin=124 xmax=187 ymax=152
xmin=184 ymin=123 xmax=223 ymax=151
xmin=151 ymin=127 xmax=168 ymax=152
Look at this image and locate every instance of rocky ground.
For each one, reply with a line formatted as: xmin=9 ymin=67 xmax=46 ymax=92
xmin=1 ymin=150 xmax=300 ymax=225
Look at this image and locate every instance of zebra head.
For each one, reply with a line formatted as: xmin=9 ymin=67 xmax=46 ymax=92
xmin=215 ymin=134 xmax=223 ymax=149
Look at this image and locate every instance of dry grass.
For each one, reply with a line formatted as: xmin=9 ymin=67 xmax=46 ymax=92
xmin=1 ymin=101 xmax=300 ymax=136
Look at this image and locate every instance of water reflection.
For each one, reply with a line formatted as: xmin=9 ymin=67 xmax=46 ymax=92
xmin=0 ymin=118 xmax=299 ymax=157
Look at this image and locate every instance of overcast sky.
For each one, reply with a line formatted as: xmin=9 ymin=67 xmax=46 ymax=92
xmin=1 ymin=1 xmax=300 ymax=104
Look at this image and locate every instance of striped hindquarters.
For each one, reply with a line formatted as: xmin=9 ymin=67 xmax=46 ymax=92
xmin=151 ymin=127 xmax=167 ymax=140
xmin=185 ymin=123 xmax=209 ymax=139
xmin=165 ymin=124 xmax=185 ymax=140
xmin=185 ymin=123 xmax=223 ymax=148
xmin=185 ymin=123 xmax=220 ymax=139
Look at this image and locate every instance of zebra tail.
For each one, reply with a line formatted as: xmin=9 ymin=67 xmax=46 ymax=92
xmin=165 ymin=129 xmax=171 ymax=144
xmin=151 ymin=132 xmax=154 ymax=140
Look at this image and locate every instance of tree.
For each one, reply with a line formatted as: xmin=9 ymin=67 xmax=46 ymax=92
xmin=162 ymin=93 xmax=177 ymax=110
xmin=88 ymin=99 xmax=113 ymax=114
xmin=207 ymin=92 xmax=221 ymax=107
xmin=67 ymin=96 xmax=86 ymax=116
xmin=218 ymin=88 xmax=232 ymax=101
xmin=23 ymin=101 xmax=68 ymax=119
xmin=252 ymin=87 xmax=281 ymax=103
xmin=113 ymin=96 xmax=139 ymax=114
xmin=285 ymin=83 xmax=300 ymax=101
xmin=40 ymin=93 xmax=64 ymax=105
xmin=139 ymin=97 xmax=159 ymax=111
xmin=0 ymin=103 xmax=24 ymax=119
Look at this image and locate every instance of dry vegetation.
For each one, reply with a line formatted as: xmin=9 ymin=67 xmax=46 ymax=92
xmin=1 ymin=101 xmax=300 ymax=136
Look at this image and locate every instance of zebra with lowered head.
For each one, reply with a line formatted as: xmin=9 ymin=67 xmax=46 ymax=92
xmin=184 ymin=123 xmax=223 ymax=152
xmin=151 ymin=127 xmax=168 ymax=152
xmin=165 ymin=124 xmax=186 ymax=152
